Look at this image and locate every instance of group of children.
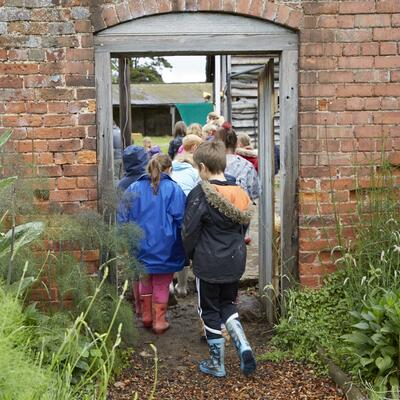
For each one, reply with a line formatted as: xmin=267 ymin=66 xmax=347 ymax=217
xmin=117 ymin=116 xmax=258 ymax=378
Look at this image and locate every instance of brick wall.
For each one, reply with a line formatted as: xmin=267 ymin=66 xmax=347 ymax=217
xmin=0 ymin=0 xmax=399 ymax=288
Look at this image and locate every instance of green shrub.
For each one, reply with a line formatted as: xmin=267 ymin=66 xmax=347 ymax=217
xmin=343 ymin=290 xmax=400 ymax=398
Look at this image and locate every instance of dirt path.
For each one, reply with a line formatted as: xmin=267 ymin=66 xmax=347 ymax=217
xmin=108 ymin=288 xmax=344 ymax=400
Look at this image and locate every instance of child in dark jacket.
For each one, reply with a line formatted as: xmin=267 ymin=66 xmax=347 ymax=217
xmin=118 ymin=154 xmax=186 ymax=334
xmin=182 ymin=141 xmax=256 ymax=378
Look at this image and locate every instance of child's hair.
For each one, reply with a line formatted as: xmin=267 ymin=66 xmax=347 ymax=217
xmin=237 ymin=133 xmax=251 ymax=148
xmin=187 ymin=123 xmax=203 ymax=138
xmin=202 ymin=123 xmax=217 ymax=136
xmin=193 ymin=141 xmax=226 ymax=174
xmin=216 ymin=123 xmax=237 ymax=151
xmin=147 ymin=154 xmax=172 ymax=194
xmin=182 ymin=134 xmax=203 ymax=152
xmin=173 ymin=121 xmax=187 ymax=138
xmin=207 ymin=111 xmax=220 ymax=123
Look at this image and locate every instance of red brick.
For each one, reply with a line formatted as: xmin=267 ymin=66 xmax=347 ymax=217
xmin=364 ymin=98 xmax=381 ymax=110
xmin=324 ymin=43 xmax=343 ymax=56
xmin=44 ymin=114 xmax=76 ymax=127
xmin=300 ymin=84 xmax=335 ymax=97
xmin=303 ymin=1 xmax=338 ymax=15
xmin=57 ymin=177 xmax=77 ymax=190
xmin=26 ymin=102 xmax=47 ymax=114
xmin=393 ymin=14 xmax=400 ymax=27
xmin=0 ymin=63 xmax=38 ymax=75
xmin=38 ymin=165 xmax=63 ymax=177
xmin=287 ymin=10 xmax=303 ymax=29
xmin=375 ymin=56 xmax=400 ymax=68
xmin=3 ymin=115 xmax=42 ymax=127
xmin=337 ymin=15 xmax=355 ymax=28
xmin=77 ymin=177 xmax=97 ymax=189
xmin=47 ymin=102 xmax=68 ymax=114
xmin=300 ymin=71 xmax=317 ymax=84
xmin=236 ymin=0 xmax=250 ymax=14
xmin=374 ymin=28 xmax=400 ymax=41
xmin=337 ymin=84 xmax=373 ymax=97
xmin=78 ymin=113 xmax=95 ymax=125
xmin=374 ymin=112 xmax=400 ymax=124
xmin=37 ymin=152 xmax=54 ymax=165
xmin=197 ymin=0 xmax=210 ymax=11
xmin=77 ymin=150 xmax=96 ymax=164
xmin=318 ymin=71 xmax=353 ymax=83
xmin=346 ymin=97 xmax=364 ymax=110
xmin=63 ymin=164 xmax=97 ymax=176
xmin=376 ymin=0 xmax=400 ymax=13
xmin=48 ymin=139 xmax=82 ymax=152
xmin=354 ymin=126 xmax=382 ymax=138
xmin=381 ymin=97 xmax=398 ymax=110
xmin=336 ymin=29 xmax=372 ymax=43
xmin=102 ymin=5 xmax=119 ymax=27
xmin=375 ymin=83 xmax=400 ymax=96
xmin=339 ymin=1 xmax=375 ymax=14
xmin=380 ymin=42 xmax=398 ymax=55
xmin=338 ymin=56 xmax=374 ymax=69
xmin=355 ymin=14 xmax=391 ymax=27
xmin=276 ymin=4 xmax=291 ymax=25
xmin=50 ymin=189 xmax=88 ymax=202
xmin=115 ymin=2 xmax=132 ymax=22
xmin=300 ymin=57 xmax=337 ymax=70
xmin=54 ymin=153 xmax=75 ymax=165
xmin=66 ymin=48 xmax=93 ymax=61
xmin=300 ymin=275 xmax=321 ymax=288
xmin=5 ymin=102 xmax=26 ymax=113
xmin=317 ymin=15 xmax=337 ymax=28
xmin=360 ymin=43 xmax=379 ymax=56
xmin=74 ymin=20 xmax=92 ymax=33
xmin=342 ymin=43 xmax=360 ymax=56
xmin=39 ymin=89 xmax=74 ymax=101
xmin=65 ymin=62 xmax=94 ymax=75
xmin=0 ymin=76 xmax=23 ymax=89
xmin=391 ymin=71 xmax=400 ymax=82
xmin=263 ymin=2 xmax=278 ymax=20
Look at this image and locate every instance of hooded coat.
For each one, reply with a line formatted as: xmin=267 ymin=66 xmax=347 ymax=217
xmin=117 ymin=145 xmax=148 ymax=192
xmin=182 ymin=180 xmax=252 ymax=283
xmin=171 ymin=160 xmax=200 ymax=196
xmin=117 ymin=173 xmax=186 ymax=274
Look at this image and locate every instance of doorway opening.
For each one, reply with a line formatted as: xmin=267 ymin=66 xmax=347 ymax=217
xmin=94 ymin=12 xmax=299 ymax=322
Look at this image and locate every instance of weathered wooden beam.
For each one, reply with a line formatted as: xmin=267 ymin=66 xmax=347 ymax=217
xmin=279 ymin=49 xmax=299 ymax=306
xmin=118 ymin=57 xmax=132 ymax=148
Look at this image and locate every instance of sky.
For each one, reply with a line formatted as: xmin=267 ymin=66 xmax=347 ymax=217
xmin=161 ymin=56 xmax=206 ymax=83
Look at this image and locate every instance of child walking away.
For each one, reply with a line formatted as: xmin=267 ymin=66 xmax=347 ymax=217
xmin=236 ymin=133 xmax=259 ymax=173
xmin=118 ymin=154 xmax=186 ymax=334
xmin=168 ymin=121 xmax=187 ymax=160
xmin=117 ymin=145 xmax=149 ymax=317
xmin=182 ymin=141 xmax=257 ymax=378
xmin=170 ymin=134 xmax=202 ymax=297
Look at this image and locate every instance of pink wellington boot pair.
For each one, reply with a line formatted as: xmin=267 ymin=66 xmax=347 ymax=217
xmin=139 ymin=294 xmax=169 ymax=334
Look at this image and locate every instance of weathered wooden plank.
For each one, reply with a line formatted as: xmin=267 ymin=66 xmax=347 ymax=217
xmin=118 ymin=57 xmax=132 ymax=148
xmin=96 ymin=13 xmax=295 ymax=36
xmin=258 ymin=59 xmax=275 ymax=324
xmin=231 ymin=81 xmax=258 ymax=90
xmin=279 ymin=49 xmax=299 ymax=304
xmin=232 ymin=119 xmax=258 ymax=128
xmin=231 ymin=88 xmax=258 ymax=98
xmin=95 ymin=51 xmax=114 ymax=214
xmin=231 ymin=56 xmax=274 ymax=64
xmin=94 ymin=33 xmax=298 ymax=55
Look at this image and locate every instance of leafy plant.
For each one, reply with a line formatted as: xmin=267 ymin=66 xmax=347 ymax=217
xmin=343 ymin=290 xmax=400 ymax=398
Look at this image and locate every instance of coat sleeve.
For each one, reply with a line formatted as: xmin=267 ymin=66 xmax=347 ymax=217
xmin=181 ymin=187 xmax=205 ymax=259
xmin=247 ymin=166 xmax=261 ymax=201
xmin=117 ymin=185 xmax=138 ymax=224
xmin=168 ymin=139 xmax=175 ymax=159
xmin=167 ymin=184 xmax=186 ymax=228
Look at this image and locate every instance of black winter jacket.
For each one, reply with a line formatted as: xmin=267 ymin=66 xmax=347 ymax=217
xmin=182 ymin=180 xmax=252 ymax=284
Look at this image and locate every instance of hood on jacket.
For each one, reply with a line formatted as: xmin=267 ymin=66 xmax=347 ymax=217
xmin=122 ymin=145 xmax=148 ymax=177
xmin=201 ymin=181 xmax=252 ymax=225
xmin=172 ymin=160 xmax=194 ymax=171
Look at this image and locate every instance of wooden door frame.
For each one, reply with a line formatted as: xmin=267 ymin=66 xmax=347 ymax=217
xmin=94 ymin=12 xmax=299 ymax=312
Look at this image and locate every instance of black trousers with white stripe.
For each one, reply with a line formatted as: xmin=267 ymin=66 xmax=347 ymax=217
xmin=196 ymin=278 xmax=239 ymax=340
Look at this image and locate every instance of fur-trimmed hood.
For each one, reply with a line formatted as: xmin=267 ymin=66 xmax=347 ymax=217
xmin=201 ymin=181 xmax=252 ymax=225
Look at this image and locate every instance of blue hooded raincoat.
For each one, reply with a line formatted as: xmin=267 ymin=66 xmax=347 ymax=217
xmin=117 ymin=173 xmax=186 ymax=274
xmin=118 ymin=145 xmax=149 ymax=192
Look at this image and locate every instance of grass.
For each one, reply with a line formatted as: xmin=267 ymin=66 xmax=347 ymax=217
xmin=135 ymin=136 xmax=171 ymax=154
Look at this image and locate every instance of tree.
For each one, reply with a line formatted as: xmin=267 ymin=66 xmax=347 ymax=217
xmin=111 ymin=57 xmax=172 ymax=84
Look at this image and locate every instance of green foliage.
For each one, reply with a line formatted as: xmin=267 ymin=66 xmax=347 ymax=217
xmin=269 ymin=271 xmax=349 ymax=366
xmin=343 ymin=290 xmax=400 ymax=397
xmin=111 ymin=57 xmax=172 ymax=83
xmin=270 ymin=162 xmax=400 ymax=397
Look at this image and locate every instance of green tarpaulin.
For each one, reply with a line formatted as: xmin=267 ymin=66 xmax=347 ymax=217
xmin=175 ymin=102 xmax=214 ymax=126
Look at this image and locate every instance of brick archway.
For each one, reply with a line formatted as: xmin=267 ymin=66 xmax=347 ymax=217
xmin=90 ymin=1 xmax=304 ymax=33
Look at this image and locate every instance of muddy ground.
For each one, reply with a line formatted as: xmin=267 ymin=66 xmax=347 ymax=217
xmin=108 ymin=286 xmax=344 ymax=400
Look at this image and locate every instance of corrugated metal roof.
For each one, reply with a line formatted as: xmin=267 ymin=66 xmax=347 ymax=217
xmin=112 ymin=82 xmax=213 ymax=106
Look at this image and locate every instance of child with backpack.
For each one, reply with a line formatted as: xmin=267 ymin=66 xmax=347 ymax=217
xmin=118 ymin=154 xmax=186 ymax=334
xmin=182 ymin=141 xmax=257 ymax=377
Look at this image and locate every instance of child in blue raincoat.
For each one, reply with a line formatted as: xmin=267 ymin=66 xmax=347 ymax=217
xmin=117 ymin=154 xmax=186 ymax=334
